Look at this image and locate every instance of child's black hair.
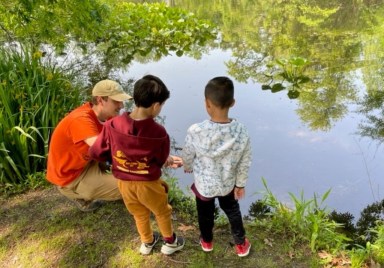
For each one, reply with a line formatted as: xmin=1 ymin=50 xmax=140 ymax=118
xmin=133 ymin=74 xmax=170 ymax=108
xmin=205 ymin=76 xmax=234 ymax=108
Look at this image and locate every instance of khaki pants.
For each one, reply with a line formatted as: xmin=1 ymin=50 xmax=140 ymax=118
xmin=57 ymin=161 xmax=122 ymax=201
xmin=118 ymin=179 xmax=173 ymax=243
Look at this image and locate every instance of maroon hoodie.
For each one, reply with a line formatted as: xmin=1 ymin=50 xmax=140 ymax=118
xmin=89 ymin=112 xmax=170 ymax=181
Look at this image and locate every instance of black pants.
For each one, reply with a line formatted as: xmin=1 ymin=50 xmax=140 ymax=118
xmin=196 ymin=190 xmax=245 ymax=245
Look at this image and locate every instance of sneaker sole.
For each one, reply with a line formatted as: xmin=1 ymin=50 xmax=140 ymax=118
xmin=237 ymin=243 xmax=251 ymax=257
xmin=161 ymin=242 xmax=185 ymax=255
xmin=161 ymin=246 xmax=184 ymax=255
xmin=200 ymin=241 xmax=213 ymax=252
xmin=140 ymin=233 xmax=160 ymax=255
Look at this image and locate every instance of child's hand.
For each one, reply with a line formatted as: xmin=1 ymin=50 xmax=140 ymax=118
xmin=164 ymin=155 xmax=183 ymax=168
xmin=171 ymin=155 xmax=183 ymax=168
xmin=184 ymin=169 xmax=193 ymax=173
xmin=234 ymin=187 xmax=245 ymax=200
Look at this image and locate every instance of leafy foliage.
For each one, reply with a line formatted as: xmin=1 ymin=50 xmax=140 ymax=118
xmin=0 ymin=45 xmax=82 ymax=187
xmin=175 ymin=0 xmax=383 ymax=131
xmin=357 ymin=90 xmax=384 ymax=144
xmin=356 ymin=199 xmax=384 ymax=244
xmin=0 ymin=0 xmax=218 ymax=72
xmin=328 ymin=210 xmax=357 ymax=243
xmin=0 ymin=0 xmax=109 ymax=50
xmin=261 ymin=57 xmax=311 ymax=99
xmin=102 ymin=2 xmax=217 ymax=66
xmin=369 ymin=224 xmax=384 ymax=264
xmin=247 ymin=199 xmax=271 ymax=219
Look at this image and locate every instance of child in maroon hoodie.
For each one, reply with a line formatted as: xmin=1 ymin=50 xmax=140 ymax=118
xmin=89 ymin=74 xmax=185 ymax=255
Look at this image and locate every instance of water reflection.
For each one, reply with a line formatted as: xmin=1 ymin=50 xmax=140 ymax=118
xmin=127 ymin=0 xmax=384 ymax=217
xmin=134 ymin=0 xmax=384 ymax=133
xmin=124 ymin=49 xmax=383 ymax=218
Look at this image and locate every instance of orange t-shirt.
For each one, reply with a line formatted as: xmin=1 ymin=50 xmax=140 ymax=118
xmin=46 ymin=103 xmax=103 ymax=186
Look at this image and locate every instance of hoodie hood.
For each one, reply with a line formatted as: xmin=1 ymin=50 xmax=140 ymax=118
xmin=191 ymin=120 xmax=243 ymax=158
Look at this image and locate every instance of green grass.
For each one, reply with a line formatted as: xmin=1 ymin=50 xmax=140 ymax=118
xmin=0 ymin=187 xmax=321 ymax=268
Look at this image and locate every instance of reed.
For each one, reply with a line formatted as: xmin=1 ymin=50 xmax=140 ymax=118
xmin=258 ymin=177 xmax=350 ymax=252
xmin=0 ymin=45 xmax=81 ymax=188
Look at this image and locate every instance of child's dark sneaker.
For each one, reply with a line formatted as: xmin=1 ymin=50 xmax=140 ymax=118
xmin=140 ymin=232 xmax=160 ymax=255
xmin=235 ymin=238 xmax=251 ymax=257
xmin=67 ymin=197 xmax=104 ymax=212
xmin=200 ymin=238 xmax=213 ymax=252
xmin=161 ymin=235 xmax=185 ymax=255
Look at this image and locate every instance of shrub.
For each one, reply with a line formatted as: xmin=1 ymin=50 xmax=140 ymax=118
xmin=248 ymin=199 xmax=271 ymax=219
xmin=356 ymin=199 xmax=384 ymax=244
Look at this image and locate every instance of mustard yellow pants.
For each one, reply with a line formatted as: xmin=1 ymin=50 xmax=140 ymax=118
xmin=118 ymin=179 xmax=173 ymax=243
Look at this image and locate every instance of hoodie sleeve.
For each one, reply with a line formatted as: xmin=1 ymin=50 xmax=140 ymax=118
xmin=156 ymin=134 xmax=171 ymax=167
xmin=181 ymin=126 xmax=196 ymax=171
xmin=88 ymin=123 xmax=112 ymax=162
xmin=235 ymin=129 xmax=252 ymax=188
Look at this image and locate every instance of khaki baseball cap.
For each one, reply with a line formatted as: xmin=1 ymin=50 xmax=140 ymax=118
xmin=92 ymin=80 xmax=132 ymax=101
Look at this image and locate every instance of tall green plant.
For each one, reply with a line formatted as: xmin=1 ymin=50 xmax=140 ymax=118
xmin=0 ymin=46 xmax=82 ymax=188
xmin=258 ymin=177 xmax=350 ymax=252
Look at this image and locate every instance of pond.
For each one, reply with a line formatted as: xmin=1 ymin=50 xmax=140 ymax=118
xmin=125 ymin=0 xmax=384 ymax=219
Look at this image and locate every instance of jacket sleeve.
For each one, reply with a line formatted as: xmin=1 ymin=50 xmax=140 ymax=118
xmin=181 ymin=126 xmax=196 ymax=171
xmin=88 ymin=124 xmax=111 ymax=162
xmin=235 ymin=129 xmax=252 ymax=188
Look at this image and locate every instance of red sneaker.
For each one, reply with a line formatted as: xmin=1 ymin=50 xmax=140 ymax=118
xmin=235 ymin=238 xmax=251 ymax=257
xmin=200 ymin=238 xmax=213 ymax=252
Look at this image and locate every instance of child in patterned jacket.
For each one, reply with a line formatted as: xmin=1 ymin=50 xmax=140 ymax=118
xmin=182 ymin=76 xmax=252 ymax=257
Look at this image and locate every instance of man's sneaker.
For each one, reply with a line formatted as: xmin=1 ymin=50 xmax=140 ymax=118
xmin=235 ymin=238 xmax=251 ymax=257
xmin=140 ymin=232 xmax=160 ymax=255
xmin=161 ymin=235 xmax=185 ymax=255
xmin=70 ymin=198 xmax=104 ymax=212
xmin=200 ymin=238 xmax=213 ymax=252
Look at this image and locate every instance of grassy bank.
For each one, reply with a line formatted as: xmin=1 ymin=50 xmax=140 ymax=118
xmin=0 ymin=187 xmax=321 ymax=268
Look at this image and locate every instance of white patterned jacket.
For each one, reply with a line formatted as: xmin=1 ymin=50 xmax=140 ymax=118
xmin=182 ymin=119 xmax=252 ymax=198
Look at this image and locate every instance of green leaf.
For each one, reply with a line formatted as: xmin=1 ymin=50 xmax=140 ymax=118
xmin=271 ymin=83 xmax=285 ymax=93
xmin=275 ymin=59 xmax=286 ymax=67
xmin=261 ymin=84 xmax=272 ymax=90
xmin=289 ymin=57 xmax=307 ymax=66
xmin=298 ymin=76 xmax=311 ymax=84
xmin=287 ymin=90 xmax=300 ymax=99
xmin=13 ymin=126 xmax=36 ymax=142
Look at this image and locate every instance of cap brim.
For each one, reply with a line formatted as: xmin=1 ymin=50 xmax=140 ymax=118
xmin=109 ymin=93 xmax=133 ymax=101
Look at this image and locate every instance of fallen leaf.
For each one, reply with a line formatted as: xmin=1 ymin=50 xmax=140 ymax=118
xmin=263 ymin=238 xmax=273 ymax=247
xmin=177 ymin=223 xmax=195 ymax=232
xmin=318 ymin=250 xmax=332 ymax=259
